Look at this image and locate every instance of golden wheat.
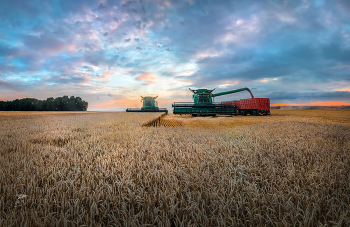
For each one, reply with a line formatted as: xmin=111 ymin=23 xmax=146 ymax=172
xmin=161 ymin=109 xmax=350 ymax=129
xmin=0 ymin=110 xmax=349 ymax=226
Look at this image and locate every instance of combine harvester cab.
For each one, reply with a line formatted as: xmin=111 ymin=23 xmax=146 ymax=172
xmin=126 ymin=96 xmax=168 ymax=114
xmin=172 ymin=87 xmax=254 ymax=116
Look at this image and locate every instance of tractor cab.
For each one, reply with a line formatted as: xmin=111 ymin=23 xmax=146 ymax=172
xmin=126 ymin=95 xmax=168 ymax=114
xmin=142 ymin=96 xmax=158 ymax=108
xmin=190 ymin=89 xmax=215 ymax=105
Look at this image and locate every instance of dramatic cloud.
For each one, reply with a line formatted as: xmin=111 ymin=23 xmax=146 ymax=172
xmin=1 ymin=0 xmax=350 ymax=110
xmin=137 ymin=73 xmax=157 ymax=85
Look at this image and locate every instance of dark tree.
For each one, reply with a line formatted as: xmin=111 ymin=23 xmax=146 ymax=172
xmin=0 ymin=96 xmax=89 ymax=111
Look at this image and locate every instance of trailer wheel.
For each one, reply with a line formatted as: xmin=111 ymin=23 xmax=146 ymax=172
xmin=192 ymin=114 xmax=197 ymax=117
xmin=253 ymin=111 xmax=257 ymax=116
xmin=241 ymin=111 xmax=245 ymax=116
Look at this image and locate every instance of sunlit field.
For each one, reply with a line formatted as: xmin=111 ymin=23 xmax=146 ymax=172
xmin=0 ymin=110 xmax=349 ymax=226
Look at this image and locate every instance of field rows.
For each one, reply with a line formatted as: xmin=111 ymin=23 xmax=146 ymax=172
xmin=143 ymin=114 xmax=184 ymax=127
xmin=0 ymin=111 xmax=349 ymax=226
xmin=162 ymin=109 xmax=350 ymax=129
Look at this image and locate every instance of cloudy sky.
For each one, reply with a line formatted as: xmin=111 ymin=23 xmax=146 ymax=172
xmin=1 ymin=0 xmax=350 ymax=110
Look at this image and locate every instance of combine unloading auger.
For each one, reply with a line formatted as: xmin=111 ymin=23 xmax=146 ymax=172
xmin=172 ymin=87 xmax=254 ymax=116
xmin=126 ymin=96 xmax=168 ymax=114
xmin=212 ymin=87 xmax=254 ymax=99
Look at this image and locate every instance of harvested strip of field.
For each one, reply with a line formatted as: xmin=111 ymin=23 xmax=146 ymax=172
xmin=164 ymin=114 xmax=257 ymax=129
xmin=272 ymin=109 xmax=350 ymax=124
xmin=0 ymin=111 xmax=349 ymax=226
xmin=163 ymin=109 xmax=350 ymax=129
xmin=143 ymin=113 xmax=183 ymax=127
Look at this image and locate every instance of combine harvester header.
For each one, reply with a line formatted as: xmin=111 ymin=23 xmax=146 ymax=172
xmin=172 ymin=87 xmax=254 ymax=116
xmin=126 ymin=96 xmax=168 ymax=114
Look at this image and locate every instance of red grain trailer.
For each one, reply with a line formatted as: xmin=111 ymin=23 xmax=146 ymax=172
xmin=221 ymin=100 xmax=241 ymax=109
xmin=239 ymin=98 xmax=270 ymax=116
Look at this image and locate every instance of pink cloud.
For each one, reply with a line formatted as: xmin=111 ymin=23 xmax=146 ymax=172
xmin=336 ymin=87 xmax=350 ymax=92
xmin=177 ymin=70 xmax=196 ymax=75
xmin=100 ymin=72 xmax=114 ymax=79
xmin=89 ymin=97 xmax=141 ymax=109
xmin=137 ymin=73 xmax=157 ymax=85
xmin=146 ymin=81 xmax=157 ymax=85
xmin=271 ymin=101 xmax=350 ymax=107
xmin=137 ymin=73 xmax=155 ymax=80
xmin=172 ymin=79 xmax=191 ymax=84
xmin=157 ymin=98 xmax=191 ymax=105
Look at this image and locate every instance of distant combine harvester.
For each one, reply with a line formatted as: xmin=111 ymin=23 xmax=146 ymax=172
xmin=126 ymin=96 xmax=168 ymax=114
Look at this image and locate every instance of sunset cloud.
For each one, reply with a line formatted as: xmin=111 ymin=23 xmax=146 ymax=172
xmin=100 ymin=72 xmax=114 ymax=79
xmin=272 ymin=101 xmax=350 ymax=107
xmin=137 ymin=73 xmax=157 ymax=85
xmin=304 ymin=101 xmax=350 ymax=106
xmin=1 ymin=0 xmax=350 ymax=110
xmin=89 ymin=96 xmax=140 ymax=110
xmin=177 ymin=70 xmax=196 ymax=75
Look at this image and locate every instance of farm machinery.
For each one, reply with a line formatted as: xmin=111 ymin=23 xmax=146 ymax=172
xmin=222 ymin=98 xmax=271 ymax=116
xmin=126 ymin=96 xmax=168 ymax=114
xmin=172 ymin=87 xmax=254 ymax=116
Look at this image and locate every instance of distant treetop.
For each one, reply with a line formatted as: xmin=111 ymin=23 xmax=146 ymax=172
xmin=0 ymin=96 xmax=88 ymax=111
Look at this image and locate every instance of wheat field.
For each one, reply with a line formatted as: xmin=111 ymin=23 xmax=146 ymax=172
xmin=0 ymin=110 xmax=349 ymax=226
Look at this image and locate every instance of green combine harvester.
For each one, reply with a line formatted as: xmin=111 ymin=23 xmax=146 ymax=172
xmin=172 ymin=87 xmax=254 ymax=116
xmin=126 ymin=96 xmax=168 ymax=114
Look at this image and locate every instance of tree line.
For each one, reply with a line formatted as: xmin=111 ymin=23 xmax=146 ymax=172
xmin=0 ymin=96 xmax=88 ymax=111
